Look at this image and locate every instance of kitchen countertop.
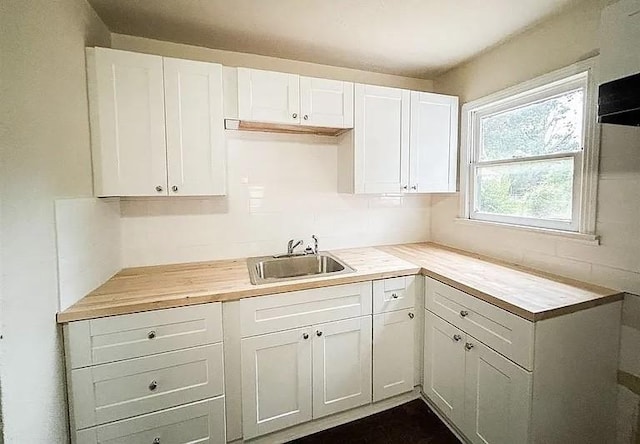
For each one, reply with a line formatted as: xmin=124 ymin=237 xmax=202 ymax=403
xmin=56 ymin=242 xmax=624 ymax=323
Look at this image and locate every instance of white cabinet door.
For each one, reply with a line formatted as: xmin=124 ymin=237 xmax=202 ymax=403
xmin=463 ymin=339 xmax=532 ymax=444
xmin=164 ymin=58 xmax=226 ymax=196
xmin=241 ymin=328 xmax=312 ymax=439
xmin=600 ymin=0 xmax=640 ymax=83
xmin=237 ymin=68 xmax=300 ymax=125
xmin=300 ymin=76 xmax=354 ymax=128
xmin=373 ymin=309 xmax=415 ymax=402
xmin=87 ymin=48 xmax=167 ymax=197
xmin=409 ymin=91 xmax=458 ymax=193
xmin=354 ymin=84 xmax=410 ymax=194
xmin=423 ymin=311 xmax=466 ymax=425
xmin=312 ymin=316 xmax=372 ymax=418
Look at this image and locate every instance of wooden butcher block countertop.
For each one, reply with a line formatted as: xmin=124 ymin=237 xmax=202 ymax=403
xmin=57 ymin=242 xmax=624 ymax=323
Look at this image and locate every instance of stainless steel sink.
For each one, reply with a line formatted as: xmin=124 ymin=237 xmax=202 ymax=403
xmin=247 ymin=253 xmax=355 ymax=285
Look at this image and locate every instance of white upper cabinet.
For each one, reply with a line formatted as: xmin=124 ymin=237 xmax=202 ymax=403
xmin=87 ymin=48 xmax=167 ymax=197
xmin=338 ymin=85 xmax=458 ymax=194
xmin=300 ymin=76 xmax=354 ymax=128
xmin=236 ymin=69 xmax=354 ymax=129
xmin=600 ymin=0 xmax=640 ymax=83
xmin=164 ymin=57 xmax=225 ymax=196
xmin=237 ymin=68 xmax=300 ymax=125
xmin=409 ymin=91 xmax=458 ymax=193
xmin=341 ymin=84 xmax=410 ymax=194
xmin=87 ymin=48 xmax=226 ymax=197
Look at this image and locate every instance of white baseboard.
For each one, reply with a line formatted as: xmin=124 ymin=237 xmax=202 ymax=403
xmin=244 ymin=389 xmax=422 ymax=444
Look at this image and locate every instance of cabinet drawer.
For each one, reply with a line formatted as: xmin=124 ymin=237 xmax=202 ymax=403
xmin=71 ymin=343 xmax=224 ymax=429
xmin=425 ymin=278 xmax=534 ymax=370
xmin=65 ymin=303 xmax=222 ymax=369
xmin=373 ymin=276 xmax=416 ymax=313
xmin=76 ymin=396 xmax=226 ymax=444
xmin=240 ymin=282 xmax=372 ymax=337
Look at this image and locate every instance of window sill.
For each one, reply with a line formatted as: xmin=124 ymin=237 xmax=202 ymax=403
xmin=454 ymin=218 xmax=600 ymax=245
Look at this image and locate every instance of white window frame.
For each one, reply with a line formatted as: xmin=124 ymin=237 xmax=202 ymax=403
xmin=459 ymin=58 xmax=600 ymax=235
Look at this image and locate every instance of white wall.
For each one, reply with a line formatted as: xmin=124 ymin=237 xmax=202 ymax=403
xmin=433 ymin=0 xmax=640 ymax=442
xmin=121 ymin=132 xmax=431 ymax=267
xmin=55 ymin=198 xmax=121 ymax=311
xmin=0 ymin=0 xmax=111 ymax=442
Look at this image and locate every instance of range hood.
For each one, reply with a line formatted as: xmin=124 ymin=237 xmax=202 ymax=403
xmin=224 ymin=119 xmax=350 ymax=137
xmin=598 ymin=72 xmax=640 ymax=126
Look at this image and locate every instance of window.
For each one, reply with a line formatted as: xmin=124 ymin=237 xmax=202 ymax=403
xmin=460 ymin=60 xmax=599 ymax=234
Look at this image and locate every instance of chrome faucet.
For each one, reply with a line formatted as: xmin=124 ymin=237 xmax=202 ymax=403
xmin=287 ymin=239 xmax=304 ymax=255
xmin=312 ymin=235 xmax=319 ymax=254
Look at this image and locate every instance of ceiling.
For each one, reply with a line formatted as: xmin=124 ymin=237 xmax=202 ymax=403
xmin=88 ymin=0 xmax=583 ymax=79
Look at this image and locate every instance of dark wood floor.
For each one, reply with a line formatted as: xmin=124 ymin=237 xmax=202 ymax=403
xmin=288 ymin=400 xmax=460 ymax=444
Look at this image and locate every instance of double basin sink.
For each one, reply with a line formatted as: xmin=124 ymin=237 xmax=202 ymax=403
xmin=247 ymin=252 xmax=355 ymax=285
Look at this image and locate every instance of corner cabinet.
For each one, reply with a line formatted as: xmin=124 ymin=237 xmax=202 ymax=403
xmin=423 ymin=278 xmax=622 ymax=444
xmin=87 ymin=47 xmax=226 ymax=197
xmin=236 ymin=67 xmax=354 ymax=129
xmin=338 ymin=85 xmax=458 ymax=194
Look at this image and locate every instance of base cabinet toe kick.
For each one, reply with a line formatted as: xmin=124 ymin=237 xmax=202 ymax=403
xmin=63 ymin=275 xmax=621 ymax=443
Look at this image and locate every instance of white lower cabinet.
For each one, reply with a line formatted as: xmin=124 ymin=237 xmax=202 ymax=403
xmin=76 ymin=397 xmax=226 ymax=444
xmin=423 ymin=277 xmax=622 ymax=444
xmin=241 ymin=316 xmax=372 ymax=439
xmin=64 ymin=304 xmax=227 ymax=444
xmin=423 ymin=311 xmax=466 ymax=425
xmin=240 ymin=327 xmax=313 ymax=439
xmin=373 ymin=309 xmax=415 ymax=402
xmin=463 ymin=339 xmax=532 ymax=444
xmin=313 ymin=316 xmax=372 ymax=418
xmin=425 ymin=310 xmax=531 ymax=444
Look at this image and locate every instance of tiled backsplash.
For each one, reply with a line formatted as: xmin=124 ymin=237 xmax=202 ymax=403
xmin=55 ymin=198 xmax=121 ymax=310
xmin=120 ymin=132 xmax=432 ymax=267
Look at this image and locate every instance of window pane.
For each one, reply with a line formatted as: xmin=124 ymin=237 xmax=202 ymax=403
xmin=475 ymin=158 xmax=574 ymax=221
xmin=480 ymin=89 xmax=584 ymax=161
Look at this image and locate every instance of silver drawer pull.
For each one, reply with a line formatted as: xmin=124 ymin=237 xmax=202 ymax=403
xmin=303 ymin=333 xmax=309 ymax=340
xmin=408 ymin=312 xmax=415 ymax=319
xmin=153 ymin=438 xmax=161 ymax=444
xmin=147 ymin=330 xmax=156 ymax=340
xmin=316 ymin=330 xmax=323 ymax=337
xmin=460 ymin=310 xmax=469 ymax=317
xmin=453 ymin=334 xmax=462 ymax=342
xmin=465 ymin=343 xmax=474 ymax=351
xmin=149 ymin=380 xmax=158 ymax=391
xmin=391 ymin=293 xmax=399 ymax=299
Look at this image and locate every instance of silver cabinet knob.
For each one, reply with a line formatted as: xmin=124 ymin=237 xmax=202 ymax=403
xmin=402 ymin=185 xmax=408 ymax=190
xmin=153 ymin=438 xmax=161 ymax=444
xmin=453 ymin=334 xmax=462 ymax=342
xmin=149 ymin=380 xmax=158 ymax=391
xmin=411 ymin=185 xmax=417 ymax=190
xmin=155 ymin=185 xmax=163 ymax=192
xmin=171 ymin=185 xmax=178 ymax=192
xmin=292 ymin=113 xmax=298 ymax=119
xmin=465 ymin=343 xmax=474 ymax=351
xmin=303 ymin=115 xmax=309 ymax=120
xmin=147 ymin=330 xmax=156 ymax=340
xmin=391 ymin=293 xmax=399 ymax=299
xmin=408 ymin=312 xmax=415 ymax=319
xmin=316 ymin=330 xmax=323 ymax=337
xmin=303 ymin=333 xmax=309 ymax=340
xmin=460 ymin=310 xmax=469 ymax=317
